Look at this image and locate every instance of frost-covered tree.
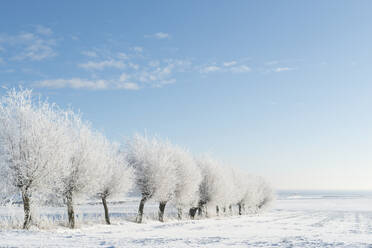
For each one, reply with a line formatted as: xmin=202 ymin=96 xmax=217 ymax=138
xmin=126 ymin=134 xmax=178 ymax=223
xmin=191 ymin=156 xmax=232 ymax=218
xmin=253 ymin=177 xmax=275 ymax=211
xmin=52 ymin=114 xmax=102 ymax=228
xmin=240 ymin=175 xmax=275 ymax=214
xmin=0 ymin=88 xmax=70 ymax=229
xmin=218 ymin=166 xmax=239 ymax=215
xmin=93 ymin=138 xmax=133 ymax=225
xmin=228 ymin=167 xmax=248 ymax=215
xmin=170 ymin=147 xmax=202 ymax=219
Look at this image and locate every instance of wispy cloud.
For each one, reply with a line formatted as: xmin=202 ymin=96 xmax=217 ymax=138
xmin=200 ymin=61 xmax=251 ymax=74
xmin=35 ymin=78 xmax=146 ymax=91
xmin=81 ymin=50 xmax=98 ymax=58
xmin=200 ymin=65 xmax=220 ymax=73
xmin=78 ymin=59 xmax=125 ymax=70
xmin=265 ymin=60 xmax=279 ymax=66
xmin=131 ymin=46 xmax=143 ymax=53
xmin=145 ymin=32 xmax=170 ymax=39
xmin=230 ymin=65 xmax=251 ymax=73
xmin=135 ymin=61 xmax=181 ymax=86
xmin=223 ymin=61 xmax=237 ymax=67
xmin=35 ymin=25 xmax=53 ymax=36
xmin=119 ymin=73 xmax=129 ymax=82
xmin=36 ymin=58 xmax=190 ymax=90
xmin=117 ymin=52 xmax=128 ymax=60
xmin=264 ymin=59 xmax=300 ymax=73
xmin=0 ymin=26 xmax=57 ymax=61
xmin=117 ymin=82 xmax=140 ymax=90
xmin=35 ymin=78 xmax=109 ymax=90
xmin=128 ymin=62 xmax=139 ymax=70
xmin=274 ymin=67 xmax=294 ymax=72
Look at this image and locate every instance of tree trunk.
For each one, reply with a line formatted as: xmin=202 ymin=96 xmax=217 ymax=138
xmin=177 ymin=208 xmax=182 ymax=220
xmin=238 ymin=203 xmax=242 ymax=215
xmin=216 ymin=206 xmax=220 ymax=216
xmin=189 ymin=207 xmax=197 ymax=219
xmin=22 ymin=190 xmax=32 ymax=229
xmin=136 ymin=196 xmax=147 ymax=223
xmin=197 ymin=206 xmax=202 ymax=216
xmin=66 ymin=193 xmax=75 ymax=228
xmin=197 ymin=201 xmax=203 ymax=216
xmin=102 ymin=196 xmax=110 ymax=224
xmin=229 ymin=205 xmax=232 ymax=215
xmin=158 ymin=201 xmax=167 ymax=222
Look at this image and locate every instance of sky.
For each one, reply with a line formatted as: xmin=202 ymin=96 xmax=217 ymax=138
xmin=1 ymin=1 xmax=372 ymax=190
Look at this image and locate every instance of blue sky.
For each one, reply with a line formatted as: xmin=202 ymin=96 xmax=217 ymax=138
xmin=1 ymin=1 xmax=372 ymax=190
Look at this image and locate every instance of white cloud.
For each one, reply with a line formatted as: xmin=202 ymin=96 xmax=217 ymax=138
xmin=138 ymin=63 xmax=175 ymax=82
xmin=35 ymin=78 xmax=108 ymax=90
xmin=118 ymin=82 xmax=140 ymax=90
xmin=81 ymin=50 xmax=98 ymax=58
xmin=128 ymin=62 xmax=139 ymax=70
xmin=0 ymin=29 xmax=57 ymax=61
xmin=35 ymin=77 xmax=141 ymax=91
xmin=33 ymin=48 xmax=190 ymax=91
xmin=13 ymin=38 xmax=56 ymax=61
xmin=149 ymin=60 xmax=160 ymax=67
xmin=153 ymin=78 xmax=176 ymax=88
xmin=145 ymin=32 xmax=170 ymax=39
xmin=155 ymin=32 xmax=170 ymax=39
xmin=274 ymin=67 xmax=294 ymax=72
xmin=119 ymin=73 xmax=129 ymax=82
xmin=200 ymin=65 xmax=220 ymax=73
xmin=35 ymin=25 xmax=53 ymax=36
xmin=223 ymin=61 xmax=237 ymax=67
xmin=266 ymin=60 xmax=279 ymax=65
xmin=121 ymin=60 xmax=185 ymax=88
xmin=117 ymin=52 xmax=128 ymax=60
xmin=138 ymin=71 xmax=157 ymax=82
xmin=230 ymin=65 xmax=251 ymax=73
xmin=37 ymin=58 xmax=189 ymax=91
xmin=71 ymin=35 xmax=79 ymax=41
xmin=132 ymin=46 xmax=143 ymax=53
xmin=79 ymin=60 xmax=125 ymax=70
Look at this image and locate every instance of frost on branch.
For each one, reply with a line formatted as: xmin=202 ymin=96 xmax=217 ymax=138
xmin=0 ymin=88 xmax=71 ymax=229
xmin=51 ymin=113 xmax=102 ymax=228
xmin=126 ymin=134 xmax=178 ymax=222
xmin=170 ymin=145 xmax=202 ymax=219
xmin=0 ymin=88 xmax=275 ymax=228
xmin=93 ymin=137 xmax=133 ymax=224
xmin=194 ymin=156 xmax=232 ymax=217
xmin=240 ymin=175 xmax=275 ymax=213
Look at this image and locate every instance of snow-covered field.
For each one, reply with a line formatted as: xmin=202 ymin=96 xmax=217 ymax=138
xmin=1 ymin=191 xmax=372 ymax=248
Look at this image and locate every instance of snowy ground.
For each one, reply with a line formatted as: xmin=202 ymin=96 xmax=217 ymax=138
xmin=1 ymin=191 xmax=372 ymax=247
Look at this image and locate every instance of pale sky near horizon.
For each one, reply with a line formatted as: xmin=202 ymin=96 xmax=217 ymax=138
xmin=1 ymin=1 xmax=372 ymax=190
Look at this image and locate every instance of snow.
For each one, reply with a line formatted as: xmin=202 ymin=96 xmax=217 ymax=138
xmin=1 ymin=192 xmax=372 ymax=247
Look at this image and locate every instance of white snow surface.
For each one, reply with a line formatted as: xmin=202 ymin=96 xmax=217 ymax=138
xmin=1 ymin=191 xmax=372 ymax=248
